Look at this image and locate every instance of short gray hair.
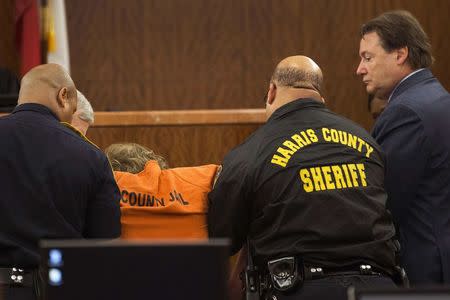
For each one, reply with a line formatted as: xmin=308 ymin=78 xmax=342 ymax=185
xmin=76 ymin=90 xmax=94 ymax=124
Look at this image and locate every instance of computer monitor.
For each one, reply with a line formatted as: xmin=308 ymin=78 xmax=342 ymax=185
xmin=348 ymin=286 xmax=450 ymax=300
xmin=40 ymin=239 xmax=230 ymax=300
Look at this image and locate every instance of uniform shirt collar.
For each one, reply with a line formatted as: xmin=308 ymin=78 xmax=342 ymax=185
xmin=388 ymin=68 xmax=426 ymax=102
xmin=268 ymin=98 xmax=325 ymax=122
xmin=12 ymin=103 xmax=60 ymax=121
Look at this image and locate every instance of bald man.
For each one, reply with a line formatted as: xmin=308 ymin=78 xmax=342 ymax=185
xmin=208 ymin=56 xmax=398 ymax=300
xmin=0 ymin=64 xmax=120 ymax=300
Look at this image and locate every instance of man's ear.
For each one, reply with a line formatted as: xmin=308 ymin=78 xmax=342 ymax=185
xmin=56 ymin=87 xmax=68 ymax=108
xmin=396 ymin=46 xmax=409 ymax=65
xmin=267 ymin=82 xmax=277 ymax=105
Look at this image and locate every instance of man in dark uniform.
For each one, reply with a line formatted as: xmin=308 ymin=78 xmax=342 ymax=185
xmin=356 ymin=11 xmax=450 ymax=285
xmin=208 ymin=56 xmax=398 ymax=300
xmin=0 ymin=64 xmax=121 ymax=300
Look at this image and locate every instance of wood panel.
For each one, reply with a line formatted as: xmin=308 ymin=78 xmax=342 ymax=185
xmin=295 ymin=0 xmax=377 ymax=129
xmin=0 ymin=0 xmax=19 ymax=74
xmin=0 ymin=108 xmax=264 ymax=167
xmin=94 ymin=109 xmax=266 ymax=126
xmin=60 ymin=0 xmax=450 ymax=131
xmin=87 ymin=124 xmax=261 ymax=167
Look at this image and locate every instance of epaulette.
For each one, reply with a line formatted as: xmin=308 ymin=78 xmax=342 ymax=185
xmin=60 ymin=122 xmax=100 ymax=150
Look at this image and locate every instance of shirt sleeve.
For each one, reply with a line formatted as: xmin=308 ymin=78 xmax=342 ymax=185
xmin=207 ymin=155 xmax=252 ymax=255
xmin=84 ymin=155 xmax=122 ymax=238
xmin=372 ymin=104 xmax=428 ymax=223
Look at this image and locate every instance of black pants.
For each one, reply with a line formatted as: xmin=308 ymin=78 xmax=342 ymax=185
xmin=268 ymin=274 xmax=395 ymax=300
xmin=0 ymin=285 xmax=35 ymax=300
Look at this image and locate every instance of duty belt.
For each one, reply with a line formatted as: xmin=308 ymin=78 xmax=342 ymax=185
xmin=303 ymin=264 xmax=385 ymax=280
xmin=0 ymin=267 xmax=34 ymax=287
xmin=265 ymin=257 xmax=391 ymax=293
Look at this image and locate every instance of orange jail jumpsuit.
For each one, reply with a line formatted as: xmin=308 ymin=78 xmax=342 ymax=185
xmin=114 ymin=160 xmax=219 ymax=240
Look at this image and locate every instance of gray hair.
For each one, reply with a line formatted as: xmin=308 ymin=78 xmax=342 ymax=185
xmin=76 ymin=90 xmax=94 ymax=124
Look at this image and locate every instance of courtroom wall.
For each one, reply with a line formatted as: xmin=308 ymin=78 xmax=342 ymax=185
xmin=66 ymin=0 xmax=450 ymax=130
xmin=1 ymin=1 xmax=449 ymax=130
xmin=87 ymin=124 xmax=261 ymax=167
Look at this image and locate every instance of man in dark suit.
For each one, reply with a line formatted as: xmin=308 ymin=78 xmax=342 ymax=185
xmin=356 ymin=10 xmax=450 ymax=285
xmin=0 ymin=64 xmax=121 ymax=300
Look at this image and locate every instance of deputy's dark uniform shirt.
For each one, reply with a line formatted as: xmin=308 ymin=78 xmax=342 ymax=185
xmin=208 ymin=99 xmax=396 ymax=274
xmin=0 ymin=103 xmax=121 ymax=268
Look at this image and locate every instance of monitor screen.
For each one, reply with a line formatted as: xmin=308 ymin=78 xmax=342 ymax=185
xmin=40 ymin=239 xmax=229 ymax=300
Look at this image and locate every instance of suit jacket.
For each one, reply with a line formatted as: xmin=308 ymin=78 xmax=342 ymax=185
xmin=373 ymin=69 xmax=450 ymax=284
